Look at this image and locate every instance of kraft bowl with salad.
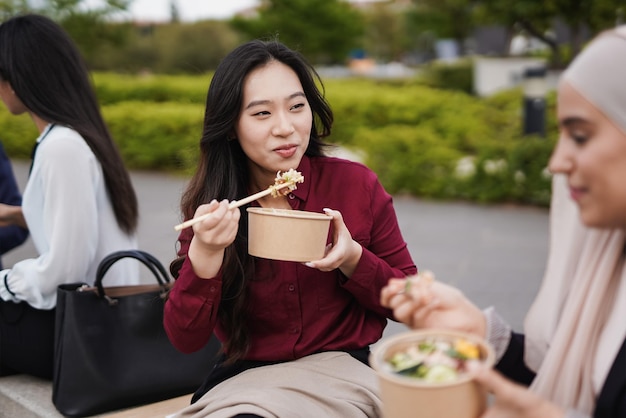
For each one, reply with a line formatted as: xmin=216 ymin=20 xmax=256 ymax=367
xmin=370 ymin=329 xmax=495 ymax=418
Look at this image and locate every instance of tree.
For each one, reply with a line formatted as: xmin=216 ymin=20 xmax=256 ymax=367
xmin=408 ymin=0 xmax=478 ymax=54
xmin=169 ymin=0 xmax=180 ymax=23
xmin=361 ymin=2 xmax=412 ymax=62
xmin=474 ymin=0 xmax=557 ymax=61
xmin=230 ymin=0 xmax=365 ymax=64
xmin=0 ymin=0 xmax=132 ymax=68
xmin=553 ymin=0 xmax=622 ymax=54
xmin=0 ymin=0 xmax=30 ymax=21
xmin=476 ymin=0 xmax=623 ymax=66
xmin=89 ymin=20 xmax=242 ymax=74
xmin=42 ymin=0 xmax=130 ymax=19
xmin=151 ymin=20 xmax=241 ymax=73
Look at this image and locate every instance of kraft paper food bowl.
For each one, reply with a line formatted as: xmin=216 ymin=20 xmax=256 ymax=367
xmin=246 ymin=207 xmax=332 ymax=262
xmin=370 ymin=329 xmax=495 ymax=418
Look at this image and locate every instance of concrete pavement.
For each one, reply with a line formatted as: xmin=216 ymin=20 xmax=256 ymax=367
xmin=4 ymin=159 xmax=550 ymax=334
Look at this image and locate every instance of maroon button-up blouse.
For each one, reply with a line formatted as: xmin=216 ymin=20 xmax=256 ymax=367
xmin=164 ymin=156 xmax=417 ymax=361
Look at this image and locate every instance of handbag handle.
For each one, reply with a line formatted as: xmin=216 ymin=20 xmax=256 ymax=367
xmin=94 ymin=250 xmax=171 ymax=298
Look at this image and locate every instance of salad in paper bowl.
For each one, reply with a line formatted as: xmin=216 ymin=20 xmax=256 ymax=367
xmin=370 ymin=329 xmax=495 ymax=418
xmin=384 ymin=334 xmax=484 ymax=384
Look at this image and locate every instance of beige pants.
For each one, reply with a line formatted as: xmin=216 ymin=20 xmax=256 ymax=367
xmin=170 ymin=351 xmax=382 ymax=418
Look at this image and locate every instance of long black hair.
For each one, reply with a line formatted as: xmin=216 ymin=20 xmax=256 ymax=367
xmin=180 ymin=39 xmax=334 ymax=361
xmin=0 ymin=14 xmax=138 ymax=234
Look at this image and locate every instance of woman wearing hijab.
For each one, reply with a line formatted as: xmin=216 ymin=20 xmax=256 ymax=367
xmin=381 ymin=26 xmax=626 ymax=417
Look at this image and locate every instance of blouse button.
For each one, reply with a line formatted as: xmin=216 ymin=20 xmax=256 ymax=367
xmin=288 ymin=284 xmax=295 ymax=292
xmin=288 ymin=193 xmax=295 ymax=200
xmin=209 ymin=286 xmax=216 ymax=293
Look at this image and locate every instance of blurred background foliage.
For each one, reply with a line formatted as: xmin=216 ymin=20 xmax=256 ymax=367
xmin=231 ymin=0 xmax=366 ymax=64
xmin=0 ymin=0 xmax=622 ymax=206
xmin=0 ymin=0 xmax=621 ymax=72
xmin=0 ymin=73 xmax=557 ymax=206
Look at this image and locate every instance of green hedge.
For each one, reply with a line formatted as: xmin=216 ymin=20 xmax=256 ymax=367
xmin=418 ymin=59 xmax=474 ymax=95
xmin=1 ymin=73 xmax=558 ymax=206
xmin=92 ymin=72 xmax=211 ymax=105
xmin=0 ymin=112 xmax=38 ymax=157
xmin=323 ymin=79 xmax=557 ymax=205
xmin=0 ymin=101 xmax=205 ymax=172
xmin=102 ymin=101 xmax=204 ymax=171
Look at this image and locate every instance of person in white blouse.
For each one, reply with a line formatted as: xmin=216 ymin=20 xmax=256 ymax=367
xmin=0 ymin=14 xmax=140 ymax=379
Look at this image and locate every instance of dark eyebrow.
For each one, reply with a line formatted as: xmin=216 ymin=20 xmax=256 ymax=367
xmin=560 ymin=116 xmax=591 ymax=128
xmin=245 ymin=99 xmax=269 ymax=110
xmin=245 ymin=92 xmax=306 ymax=110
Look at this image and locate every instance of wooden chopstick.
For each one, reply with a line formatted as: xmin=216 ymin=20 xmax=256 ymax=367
xmin=173 ymin=182 xmax=294 ymax=231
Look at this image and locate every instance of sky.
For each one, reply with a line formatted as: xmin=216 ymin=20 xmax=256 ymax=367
xmin=125 ymin=0 xmax=259 ymax=22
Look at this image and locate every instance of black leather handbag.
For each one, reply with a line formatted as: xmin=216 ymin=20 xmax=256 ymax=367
xmin=52 ymin=250 xmax=220 ymax=417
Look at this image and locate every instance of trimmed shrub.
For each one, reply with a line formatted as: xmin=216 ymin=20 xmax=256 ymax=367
xmin=102 ymin=101 xmax=205 ymax=171
xmin=0 ymin=73 xmax=558 ymax=206
xmin=418 ymin=59 xmax=474 ymax=94
xmin=0 ymin=112 xmax=38 ymax=159
xmin=92 ymin=72 xmax=211 ymax=105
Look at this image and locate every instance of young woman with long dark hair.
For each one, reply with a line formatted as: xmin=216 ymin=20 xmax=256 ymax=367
xmin=165 ymin=39 xmax=417 ymax=417
xmin=0 ymin=14 xmax=139 ymax=379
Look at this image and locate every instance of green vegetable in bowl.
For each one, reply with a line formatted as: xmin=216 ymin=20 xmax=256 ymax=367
xmin=423 ymin=364 xmax=458 ymax=383
xmin=385 ymin=337 xmax=482 ymax=383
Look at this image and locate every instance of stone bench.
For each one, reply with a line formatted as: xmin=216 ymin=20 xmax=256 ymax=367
xmin=0 ymin=328 xmax=404 ymax=417
xmin=0 ymin=374 xmax=191 ymax=417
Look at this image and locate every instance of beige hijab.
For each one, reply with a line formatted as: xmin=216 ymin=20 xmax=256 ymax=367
xmin=524 ymin=26 xmax=626 ymax=414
